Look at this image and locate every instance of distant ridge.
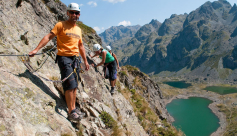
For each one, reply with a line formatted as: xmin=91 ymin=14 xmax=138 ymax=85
xmin=100 ymin=0 xmax=237 ymax=84
xmin=99 ymin=25 xmax=141 ymax=57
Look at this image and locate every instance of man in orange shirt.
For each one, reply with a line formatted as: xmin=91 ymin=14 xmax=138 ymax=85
xmin=29 ymin=3 xmax=89 ymax=121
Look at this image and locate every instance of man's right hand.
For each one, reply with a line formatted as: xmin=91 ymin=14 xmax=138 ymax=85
xmin=28 ymin=49 xmax=38 ymax=57
xmin=28 ymin=32 xmax=55 ymax=57
xmin=84 ymin=62 xmax=89 ymax=71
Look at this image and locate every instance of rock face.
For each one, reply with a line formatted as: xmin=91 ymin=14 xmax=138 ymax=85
xmin=0 ymin=0 xmax=174 ymax=135
xmin=121 ymin=69 xmax=170 ymax=121
xmin=106 ymin=0 xmax=237 ymax=84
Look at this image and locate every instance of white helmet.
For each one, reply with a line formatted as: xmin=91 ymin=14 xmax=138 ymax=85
xmin=93 ymin=44 xmax=101 ymax=51
xmin=106 ymin=46 xmax=111 ymax=51
xmin=67 ymin=3 xmax=80 ymax=11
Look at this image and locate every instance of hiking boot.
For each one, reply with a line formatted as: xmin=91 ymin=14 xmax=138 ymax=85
xmin=110 ymin=87 xmax=115 ymax=95
xmin=68 ymin=110 xmax=84 ymax=122
xmin=75 ymin=108 xmax=86 ymax=117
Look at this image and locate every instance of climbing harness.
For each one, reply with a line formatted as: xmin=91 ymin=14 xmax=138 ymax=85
xmin=60 ymin=55 xmax=84 ymax=83
xmin=72 ymin=56 xmax=84 ymax=84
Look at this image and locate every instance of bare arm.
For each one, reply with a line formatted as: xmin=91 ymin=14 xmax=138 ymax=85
xmin=90 ymin=53 xmax=99 ymax=58
xmin=79 ymin=42 xmax=89 ymax=71
xmin=94 ymin=51 xmax=106 ymax=67
xmin=113 ymin=53 xmax=120 ymax=69
xmin=29 ymin=32 xmax=55 ymax=57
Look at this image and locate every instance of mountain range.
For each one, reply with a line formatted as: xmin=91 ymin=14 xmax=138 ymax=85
xmin=99 ymin=0 xmax=237 ymax=84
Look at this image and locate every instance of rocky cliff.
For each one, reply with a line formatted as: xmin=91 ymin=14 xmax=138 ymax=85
xmin=0 ymin=0 xmax=178 ymax=135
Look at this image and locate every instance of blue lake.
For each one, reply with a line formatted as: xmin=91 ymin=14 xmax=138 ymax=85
xmin=163 ymin=81 xmax=192 ymax=89
xmin=203 ymin=86 xmax=237 ymax=95
xmin=166 ymin=97 xmax=220 ymax=136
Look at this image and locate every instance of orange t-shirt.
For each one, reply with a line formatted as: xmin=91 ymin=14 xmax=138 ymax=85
xmin=51 ymin=21 xmax=82 ymax=56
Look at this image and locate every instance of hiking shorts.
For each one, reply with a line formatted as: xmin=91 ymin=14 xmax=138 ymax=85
xmin=105 ymin=60 xmax=117 ymax=81
xmin=57 ymin=55 xmax=80 ymax=91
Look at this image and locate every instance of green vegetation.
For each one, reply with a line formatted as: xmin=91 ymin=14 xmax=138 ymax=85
xmin=76 ymin=21 xmax=96 ymax=34
xmin=111 ymin=124 xmax=122 ymax=136
xmin=99 ymin=111 xmax=116 ymax=128
xmin=99 ymin=111 xmax=122 ymax=136
xmin=133 ymin=77 xmax=147 ymax=90
xmin=0 ymin=125 xmax=6 ymax=132
xmin=120 ymin=71 xmax=127 ymax=76
xmin=50 ymin=76 xmax=60 ymax=81
xmin=125 ymin=65 xmax=139 ymax=72
xmin=217 ymin=104 xmax=237 ymax=136
xmin=76 ymin=124 xmax=84 ymax=136
xmin=116 ymin=81 xmax=121 ymax=93
xmin=116 ymin=65 xmax=182 ymax=135
xmin=120 ymin=87 xmax=181 ymax=135
xmin=130 ymin=89 xmax=136 ymax=95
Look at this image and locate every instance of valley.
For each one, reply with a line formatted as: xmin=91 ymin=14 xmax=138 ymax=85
xmin=157 ymin=78 xmax=237 ymax=136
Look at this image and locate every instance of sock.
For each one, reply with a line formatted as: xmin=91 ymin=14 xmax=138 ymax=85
xmin=71 ymin=109 xmax=76 ymax=114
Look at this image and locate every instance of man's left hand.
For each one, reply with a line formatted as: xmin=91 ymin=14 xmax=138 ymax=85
xmin=85 ymin=62 xmax=89 ymax=71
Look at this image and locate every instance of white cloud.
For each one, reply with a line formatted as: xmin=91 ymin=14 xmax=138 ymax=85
xmin=93 ymin=27 xmax=105 ymax=33
xmin=79 ymin=4 xmax=84 ymax=7
xmin=93 ymin=27 xmax=101 ymax=31
xmin=103 ymin=0 xmax=126 ymax=3
xmin=87 ymin=1 xmax=97 ymax=7
xmin=118 ymin=20 xmax=131 ymax=26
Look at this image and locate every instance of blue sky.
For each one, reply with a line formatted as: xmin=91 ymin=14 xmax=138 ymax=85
xmin=60 ymin=0 xmax=236 ymax=34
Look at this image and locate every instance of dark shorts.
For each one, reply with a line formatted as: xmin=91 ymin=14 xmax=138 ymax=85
xmin=105 ymin=60 xmax=117 ymax=81
xmin=57 ymin=55 xmax=80 ymax=91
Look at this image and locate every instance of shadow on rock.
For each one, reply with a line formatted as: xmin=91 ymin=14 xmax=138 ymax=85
xmin=17 ymin=69 xmax=68 ymax=118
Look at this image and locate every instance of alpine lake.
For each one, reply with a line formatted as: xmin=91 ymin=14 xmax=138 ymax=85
xmin=163 ymin=81 xmax=237 ymax=136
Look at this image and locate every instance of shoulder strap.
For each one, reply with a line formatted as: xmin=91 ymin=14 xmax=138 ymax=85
xmin=112 ymin=52 xmax=116 ymax=58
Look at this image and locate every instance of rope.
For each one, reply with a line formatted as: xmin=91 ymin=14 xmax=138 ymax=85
xmin=0 ymin=44 xmax=56 ymax=57
xmin=33 ymin=54 xmax=50 ymax=72
xmin=21 ymin=55 xmax=84 ymax=83
xmin=0 ymin=51 xmax=47 ymax=56
xmin=1 ymin=44 xmax=83 ymax=83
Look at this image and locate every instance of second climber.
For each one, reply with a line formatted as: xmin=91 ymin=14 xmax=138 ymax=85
xmin=90 ymin=44 xmax=117 ymax=95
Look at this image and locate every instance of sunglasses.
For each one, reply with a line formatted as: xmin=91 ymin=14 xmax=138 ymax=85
xmin=69 ymin=11 xmax=80 ymax=15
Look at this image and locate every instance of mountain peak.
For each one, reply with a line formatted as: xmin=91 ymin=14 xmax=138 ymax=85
xmin=170 ymin=14 xmax=178 ymax=19
xmin=211 ymin=0 xmax=232 ymax=10
xmin=229 ymin=3 xmax=237 ymax=13
xmin=149 ymin=19 xmax=160 ymax=24
xmin=148 ymin=19 xmax=162 ymax=29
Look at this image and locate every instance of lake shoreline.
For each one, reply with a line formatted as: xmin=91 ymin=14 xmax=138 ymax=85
xmin=163 ymin=94 xmax=226 ymax=136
